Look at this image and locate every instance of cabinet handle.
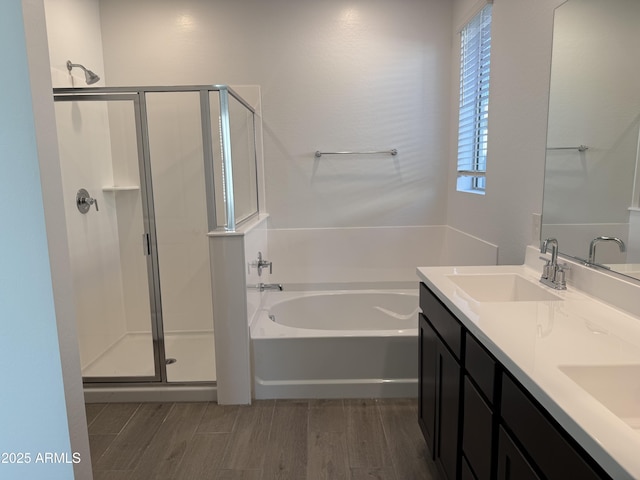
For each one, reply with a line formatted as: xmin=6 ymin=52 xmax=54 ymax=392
xmin=435 ymin=353 xmax=443 ymax=457
xmin=142 ymin=233 xmax=151 ymax=256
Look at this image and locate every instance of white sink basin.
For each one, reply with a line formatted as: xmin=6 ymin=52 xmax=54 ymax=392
xmin=446 ymin=273 xmax=562 ymax=302
xmin=559 ymin=364 xmax=640 ymax=430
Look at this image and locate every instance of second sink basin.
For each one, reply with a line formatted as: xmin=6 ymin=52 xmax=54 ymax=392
xmin=446 ymin=273 xmax=563 ymax=302
xmin=559 ymin=364 xmax=640 ymax=430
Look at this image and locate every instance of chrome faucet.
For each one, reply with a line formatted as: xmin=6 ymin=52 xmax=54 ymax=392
xmin=258 ymin=283 xmax=283 ymax=292
xmin=541 ymin=238 xmax=558 ymax=268
xmin=540 ymin=238 xmax=568 ymax=290
xmin=587 ymin=236 xmax=626 ymax=266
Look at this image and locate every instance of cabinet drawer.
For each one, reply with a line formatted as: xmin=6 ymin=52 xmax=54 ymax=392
xmin=501 ymin=373 xmax=608 ymax=480
xmin=465 ymin=333 xmax=496 ymax=404
xmin=420 ymin=283 xmax=462 ymax=359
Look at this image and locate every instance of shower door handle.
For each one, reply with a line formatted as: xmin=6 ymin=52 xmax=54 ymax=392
xmin=142 ymin=233 xmax=151 ymax=256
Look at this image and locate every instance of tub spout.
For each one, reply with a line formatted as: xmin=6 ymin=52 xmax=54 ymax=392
xmin=258 ymin=283 xmax=283 ymax=292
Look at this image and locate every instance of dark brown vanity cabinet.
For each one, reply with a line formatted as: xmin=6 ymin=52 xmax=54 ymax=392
xmin=418 ymin=282 xmax=612 ymax=480
xmin=419 ymin=283 xmax=463 ymax=480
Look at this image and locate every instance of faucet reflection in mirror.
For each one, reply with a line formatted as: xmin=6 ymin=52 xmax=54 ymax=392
xmin=541 ymin=0 xmax=640 ymax=281
xmin=587 ymin=236 xmax=626 ymax=267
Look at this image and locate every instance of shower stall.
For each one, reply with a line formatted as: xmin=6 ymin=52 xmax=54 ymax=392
xmin=52 ymin=85 xmax=258 ymax=389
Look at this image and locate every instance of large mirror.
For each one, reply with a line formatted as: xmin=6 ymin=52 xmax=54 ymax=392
xmin=542 ymin=0 xmax=640 ymax=280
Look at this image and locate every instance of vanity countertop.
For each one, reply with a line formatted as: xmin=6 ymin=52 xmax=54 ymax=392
xmin=417 ymin=258 xmax=640 ymax=480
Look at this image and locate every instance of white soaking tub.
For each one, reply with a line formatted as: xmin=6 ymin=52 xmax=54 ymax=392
xmin=250 ymin=287 xmax=419 ymax=399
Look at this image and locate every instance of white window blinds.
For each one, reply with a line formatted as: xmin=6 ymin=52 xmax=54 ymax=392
xmin=457 ymin=4 xmax=492 ymax=193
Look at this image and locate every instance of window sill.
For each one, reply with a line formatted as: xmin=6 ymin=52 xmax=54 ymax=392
xmin=456 ymin=188 xmax=486 ymax=196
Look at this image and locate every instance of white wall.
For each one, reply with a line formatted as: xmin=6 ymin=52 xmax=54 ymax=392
xmin=54 ymin=100 xmax=131 ymax=368
xmin=268 ymin=226 xmax=446 ymax=284
xmin=46 ymin=0 xmax=158 ymax=346
xmin=99 ymin=0 xmax=571 ymax=267
xmin=448 ymin=0 xmax=565 ymax=264
xmin=43 ymin=0 xmax=105 ymax=87
xmin=42 ymin=0 xmax=591 ymax=272
xmin=629 ymin=210 xmax=640 ymax=263
xmin=98 ymin=0 xmax=453 ymax=231
xmin=244 ymin=216 xmax=270 ymax=324
xmin=267 ymin=226 xmax=498 ymax=285
xmin=45 ymin=0 xmax=126 ymax=371
xmin=96 ymin=0 xmax=505 ymax=288
xmin=1 ymin=0 xmax=90 ymax=478
xmin=45 ymin=0 xmax=149 ymax=372
xmin=209 ymin=230 xmax=252 ymax=404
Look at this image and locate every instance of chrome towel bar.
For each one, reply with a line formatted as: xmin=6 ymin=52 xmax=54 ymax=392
xmin=314 ymin=149 xmax=398 ymax=158
xmin=547 ymin=145 xmax=589 ymax=152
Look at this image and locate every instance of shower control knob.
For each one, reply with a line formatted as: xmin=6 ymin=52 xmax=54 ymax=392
xmin=76 ymin=188 xmax=99 ymax=214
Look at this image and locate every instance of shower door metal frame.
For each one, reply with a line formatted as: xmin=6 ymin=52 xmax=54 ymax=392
xmin=53 ymin=92 xmax=167 ymax=383
xmin=54 ymin=84 xmax=259 ymax=387
xmin=54 ymin=85 xmax=259 ymax=232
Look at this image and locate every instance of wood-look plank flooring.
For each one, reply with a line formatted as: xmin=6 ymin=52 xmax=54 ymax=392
xmin=86 ymin=398 xmax=440 ymax=480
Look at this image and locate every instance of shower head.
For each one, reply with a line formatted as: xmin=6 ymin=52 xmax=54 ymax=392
xmin=66 ymin=60 xmax=100 ymax=85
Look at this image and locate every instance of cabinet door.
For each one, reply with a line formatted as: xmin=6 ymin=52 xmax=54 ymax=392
xmin=435 ymin=337 xmax=461 ymax=480
xmin=497 ymin=427 xmax=541 ymax=480
xmin=461 ymin=457 xmax=477 ymax=480
xmin=462 ymin=377 xmax=493 ymax=480
xmin=418 ymin=313 xmax=437 ymax=455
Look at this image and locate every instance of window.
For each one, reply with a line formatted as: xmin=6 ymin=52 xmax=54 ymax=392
xmin=456 ymin=3 xmax=492 ymax=194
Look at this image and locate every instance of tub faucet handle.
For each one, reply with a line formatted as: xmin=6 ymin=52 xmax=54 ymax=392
xmin=251 ymin=251 xmax=272 ymax=276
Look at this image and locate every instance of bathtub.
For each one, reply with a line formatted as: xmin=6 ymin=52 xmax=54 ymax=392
xmin=250 ymin=286 xmax=419 ymax=399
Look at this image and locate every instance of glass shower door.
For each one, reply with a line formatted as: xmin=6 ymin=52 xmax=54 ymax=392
xmin=53 ymin=94 xmax=161 ymax=381
xmin=145 ymin=91 xmax=216 ymax=382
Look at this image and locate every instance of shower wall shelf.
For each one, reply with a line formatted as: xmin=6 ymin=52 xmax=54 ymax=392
xmin=102 ymin=186 xmax=140 ymax=192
